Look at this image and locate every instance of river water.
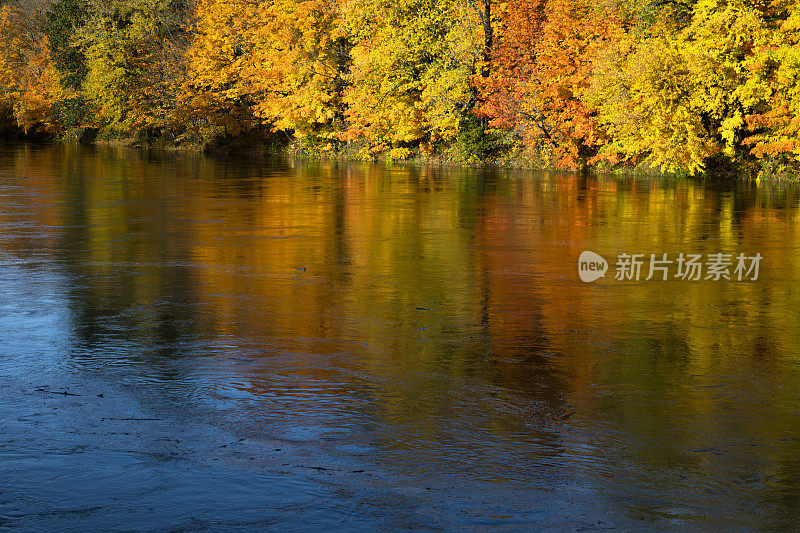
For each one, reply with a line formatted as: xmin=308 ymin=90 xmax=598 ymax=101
xmin=1 ymin=143 xmax=800 ymax=530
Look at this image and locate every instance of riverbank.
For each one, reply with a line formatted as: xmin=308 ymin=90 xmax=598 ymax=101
xmin=59 ymin=134 xmax=800 ymax=181
xmin=3 ymin=119 xmax=795 ymax=180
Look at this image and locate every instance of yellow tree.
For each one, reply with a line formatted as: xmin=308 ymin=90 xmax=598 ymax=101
xmin=590 ymin=0 xmax=770 ymax=174
xmin=243 ymin=0 xmax=351 ymax=148
xmin=341 ymin=0 xmax=483 ymax=158
xmin=180 ymin=0 xmax=259 ymax=141
xmin=743 ymin=0 xmax=800 ymax=166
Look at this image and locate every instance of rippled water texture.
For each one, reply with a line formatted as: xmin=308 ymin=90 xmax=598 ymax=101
xmin=2 ymin=143 xmax=800 ymax=530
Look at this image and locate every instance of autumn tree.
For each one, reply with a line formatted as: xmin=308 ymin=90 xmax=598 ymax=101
xmin=80 ymin=0 xmax=190 ymax=138
xmin=742 ymin=0 xmax=800 ymax=168
xmin=341 ymin=0 xmax=484 ymax=158
xmin=242 ymin=0 xmax=351 ymax=149
xmin=590 ymin=0 xmax=772 ymax=174
xmin=0 ymin=2 xmax=66 ymax=134
xmin=180 ymin=0 xmax=260 ymax=142
xmin=478 ymin=0 xmax=620 ymax=170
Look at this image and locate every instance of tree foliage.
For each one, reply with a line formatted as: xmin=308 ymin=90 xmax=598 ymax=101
xmin=0 ymin=3 xmax=66 ymax=133
xmin=244 ymin=0 xmax=351 ymax=144
xmin=743 ymin=0 xmax=800 ymax=165
xmin=180 ymin=0 xmax=258 ymax=141
xmin=79 ymin=0 xmax=189 ymax=136
xmin=341 ymin=0 xmax=483 ymax=157
xmin=478 ymin=0 xmax=620 ymax=169
xmin=0 ymin=0 xmax=798 ymax=175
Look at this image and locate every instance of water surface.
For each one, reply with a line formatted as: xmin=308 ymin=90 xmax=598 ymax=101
xmin=2 ymin=143 xmax=800 ymax=530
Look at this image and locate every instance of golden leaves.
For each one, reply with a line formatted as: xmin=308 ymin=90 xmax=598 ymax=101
xmin=0 ymin=0 xmax=798 ymax=172
xmin=0 ymin=5 xmax=66 ymax=133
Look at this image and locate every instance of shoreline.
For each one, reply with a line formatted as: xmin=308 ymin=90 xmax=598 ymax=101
xmin=3 ymin=134 xmax=796 ymax=181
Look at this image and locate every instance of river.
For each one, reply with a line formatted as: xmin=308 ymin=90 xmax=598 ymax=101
xmin=2 ymin=142 xmax=800 ymax=530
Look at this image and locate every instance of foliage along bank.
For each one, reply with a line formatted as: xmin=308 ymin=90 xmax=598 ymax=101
xmin=0 ymin=0 xmax=798 ymax=177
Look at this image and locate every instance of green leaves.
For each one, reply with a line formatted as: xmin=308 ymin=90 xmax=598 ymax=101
xmin=79 ymin=0 xmax=189 ymax=136
xmin=42 ymin=0 xmax=89 ymax=90
xmin=0 ymin=0 xmax=798 ymax=174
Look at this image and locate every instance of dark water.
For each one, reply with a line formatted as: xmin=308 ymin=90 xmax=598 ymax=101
xmin=2 ymin=143 xmax=800 ymax=530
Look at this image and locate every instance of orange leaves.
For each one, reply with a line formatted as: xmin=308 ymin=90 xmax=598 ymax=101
xmin=740 ymin=1 xmax=800 ymax=164
xmin=180 ymin=0 xmax=260 ymax=138
xmin=1 ymin=0 xmax=798 ymax=173
xmin=745 ymin=103 xmax=800 ymax=158
xmin=182 ymin=0 xmax=349 ymax=144
xmin=478 ymin=0 xmax=618 ymax=169
xmin=14 ymin=37 xmax=66 ymax=133
xmin=0 ymin=5 xmax=66 ymax=133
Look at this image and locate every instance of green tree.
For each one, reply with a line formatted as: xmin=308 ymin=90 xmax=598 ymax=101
xmin=80 ymin=0 xmax=189 ymax=137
